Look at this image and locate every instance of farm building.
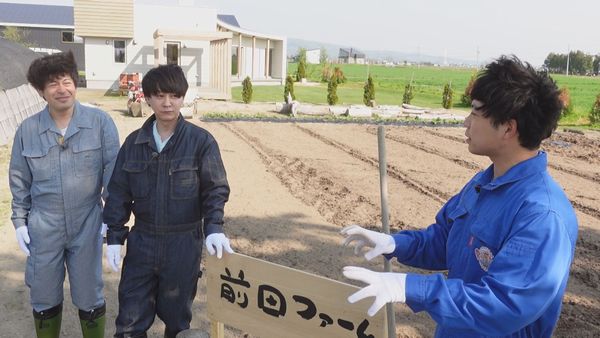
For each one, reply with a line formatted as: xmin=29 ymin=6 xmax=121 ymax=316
xmin=0 ymin=1 xmax=286 ymax=100
xmin=338 ymin=48 xmax=366 ymax=64
xmin=0 ymin=2 xmax=86 ymax=76
xmin=306 ymin=49 xmax=321 ymax=64
xmin=73 ymin=0 xmax=286 ymax=99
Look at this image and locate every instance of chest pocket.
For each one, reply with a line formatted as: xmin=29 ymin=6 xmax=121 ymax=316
xmin=72 ymin=132 xmax=103 ymax=177
xmin=123 ymin=161 xmax=151 ymax=199
xmin=23 ymin=146 xmax=56 ymax=181
xmin=170 ymin=159 xmax=199 ymax=200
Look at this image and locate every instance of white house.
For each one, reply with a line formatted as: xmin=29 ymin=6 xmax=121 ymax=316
xmin=306 ymin=49 xmax=320 ymax=64
xmin=74 ymin=0 xmax=286 ymax=100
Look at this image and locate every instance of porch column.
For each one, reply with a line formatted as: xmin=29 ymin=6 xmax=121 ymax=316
xmin=238 ymin=33 xmax=242 ymax=79
xmin=252 ymin=36 xmax=256 ymax=79
xmin=265 ymin=39 xmax=270 ymax=78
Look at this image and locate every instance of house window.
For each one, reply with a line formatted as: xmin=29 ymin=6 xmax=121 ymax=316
xmin=114 ymin=40 xmax=126 ymax=63
xmin=166 ymin=42 xmax=180 ymax=65
xmin=61 ymin=31 xmax=74 ymax=43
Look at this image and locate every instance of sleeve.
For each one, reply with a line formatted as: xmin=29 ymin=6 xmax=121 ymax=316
xmin=199 ymin=138 xmax=230 ymax=237
xmin=9 ymin=127 xmax=32 ymax=230
xmin=403 ymin=210 xmax=574 ymax=335
xmin=101 ymin=114 xmax=120 ymax=202
xmin=385 ymin=193 xmax=462 ymax=270
xmin=103 ymin=140 xmax=133 ymax=245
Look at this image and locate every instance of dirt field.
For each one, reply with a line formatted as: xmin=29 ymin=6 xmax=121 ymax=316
xmin=1 ymin=92 xmax=599 ymax=337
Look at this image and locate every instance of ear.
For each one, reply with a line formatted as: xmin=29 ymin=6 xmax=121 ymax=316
xmin=36 ymin=89 xmax=46 ymax=101
xmin=503 ymin=119 xmax=518 ymax=139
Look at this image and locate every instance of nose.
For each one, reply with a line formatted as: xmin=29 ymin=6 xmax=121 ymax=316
xmin=56 ymin=82 xmax=68 ymax=92
xmin=463 ymin=113 xmax=471 ymax=128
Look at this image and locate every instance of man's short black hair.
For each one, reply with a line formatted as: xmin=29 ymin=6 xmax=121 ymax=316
xmin=27 ymin=51 xmax=79 ymax=91
xmin=142 ymin=64 xmax=188 ymax=98
xmin=470 ymin=55 xmax=563 ymax=150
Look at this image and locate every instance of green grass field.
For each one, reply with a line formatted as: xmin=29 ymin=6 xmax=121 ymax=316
xmin=232 ymin=63 xmax=600 ymax=127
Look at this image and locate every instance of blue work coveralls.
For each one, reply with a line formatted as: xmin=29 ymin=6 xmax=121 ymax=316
xmin=9 ymin=102 xmax=120 ymax=312
xmin=103 ymin=114 xmax=230 ymax=337
xmin=386 ymin=152 xmax=578 ymax=337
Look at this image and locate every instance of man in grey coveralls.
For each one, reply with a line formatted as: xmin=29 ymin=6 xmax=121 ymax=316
xmin=9 ymin=51 xmax=120 ymax=338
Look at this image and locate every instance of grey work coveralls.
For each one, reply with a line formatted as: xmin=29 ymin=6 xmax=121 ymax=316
xmin=9 ymin=101 xmax=120 ymax=312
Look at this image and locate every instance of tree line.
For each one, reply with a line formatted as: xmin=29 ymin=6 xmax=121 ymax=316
xmin=544 ymin=51 xmax=600 ymax=76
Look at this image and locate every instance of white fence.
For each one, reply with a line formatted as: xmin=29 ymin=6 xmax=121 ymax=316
xmin=0 ymin=84 xmax=45 ymax=145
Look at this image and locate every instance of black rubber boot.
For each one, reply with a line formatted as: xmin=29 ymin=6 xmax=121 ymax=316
xmin=33 ymin=303 xmax=62 ymax=338
xmin=164 ymin=327 xmax=180 ymax=338
xmin=78 ymin=303 xmax=106 ymax=338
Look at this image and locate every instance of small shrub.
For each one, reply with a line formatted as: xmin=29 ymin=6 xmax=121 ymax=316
xmin=284 ymin=75 xmax=295 ymax=103
xmin=403 ymin=83 xmax=414 ymax=104
xmin=559 ymin=86 xmax=574 ymax=117
xmin=590 ymin=93 xmax=600 ymax=124
xmin=332 ymin=67 xmax=346 ymax=84
xmin=327 ymin=78 xmax=338 ymax=105
xmin=442 ymin=82 xmax=453 ymax=109
xmin=461 ymin=73 xmax=476 ymax=106
xmin=363 ymin=74 xmax=375 ymax=107
xmin=296 ymin=48 xmax=307 ymax=81
xmin=242 ymin=76 xmax=253 ymax=103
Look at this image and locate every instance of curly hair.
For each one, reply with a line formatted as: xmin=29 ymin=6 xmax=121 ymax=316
xmin=470 ymin=55 xmax=563 ymax=149
xmin=26 ymin=51 xmax=79 ymax=91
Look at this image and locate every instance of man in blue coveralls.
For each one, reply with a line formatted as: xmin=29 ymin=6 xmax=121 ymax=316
xmin=10 ymin=51 xmax=120 ymax=338
xmin=103 ymin=64 xmax=233 ymax=338
xmin=341 ymin=55 xmax=578 ymax=337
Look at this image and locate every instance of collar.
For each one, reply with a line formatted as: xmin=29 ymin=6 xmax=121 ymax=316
xmin=37 ymin=101 xmax=94 ymax=136
xmin=135 ymin=113 xmax=184 ymax=147
xmin=474 ymin=151 xmax=548 ymax=191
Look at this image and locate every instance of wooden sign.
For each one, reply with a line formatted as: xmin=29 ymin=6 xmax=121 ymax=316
xmin=206 ymin=253 xmax=386 ymax=338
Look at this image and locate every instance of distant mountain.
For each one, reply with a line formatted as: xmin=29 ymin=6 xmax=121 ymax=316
xmin=287 ymin=38 xmax=475 ymax=66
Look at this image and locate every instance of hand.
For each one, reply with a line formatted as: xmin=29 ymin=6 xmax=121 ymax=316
xmin=106 ymin=245 xmax=122 ymax=272
xmin=343 ymin=266 xmax=407 ymax=317
xmin=100 ymin=223 xmax=107 ymax=237
xmin=341 ymin=225 xmax=396 ymax=261
xmin=15 ymin=226 xmax=30 ymax=256
xmin=205 ymin=233 xmax=234 ymax=259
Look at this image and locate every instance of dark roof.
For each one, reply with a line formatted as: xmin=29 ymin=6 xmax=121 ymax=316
xmin=217 ymin=14 xmax=240 ymax=28
xmin=0 ymin=38 xmax=41 ymax=90
xmin=0 ymin=2 xmax=73 ymax=26
xmin=339 ymin=48 xmax=365 ymax=59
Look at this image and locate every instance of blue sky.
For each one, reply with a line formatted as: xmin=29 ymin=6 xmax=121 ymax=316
xmin=5 ymin=0 xmax=598 ymax=66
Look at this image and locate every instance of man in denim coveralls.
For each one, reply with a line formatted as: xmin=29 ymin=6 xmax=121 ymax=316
xmin=104 ymin=64 xmax=234 ymax=338
xmin=10 ymin=51 xmax=120 ymax=338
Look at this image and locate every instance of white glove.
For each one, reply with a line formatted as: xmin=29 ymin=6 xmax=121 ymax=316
xmin=106 ymin=244 xmax=122 ymax=272
xmin=343 ymin=266 xmax=407 ymax=317
xmin=100 ymin=223 xmax=107 ymax=237
xmin=205 ymin=233 xmax=234 ymax=259
xmin=15 ymin=226 xmax=31 ymax=256
xmin=341 ymin=225 xmax=396 ymax=261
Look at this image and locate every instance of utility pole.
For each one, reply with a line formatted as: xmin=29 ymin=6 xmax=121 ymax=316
xmin=566 ymin=45 xmax=570 ymax=76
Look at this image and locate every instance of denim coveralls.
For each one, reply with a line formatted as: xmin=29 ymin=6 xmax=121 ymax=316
xmin=386 ymin=152 xmax=578 ymax=337
xmin=9 ymin=102 xmax=120 ymax=312
xmin=104 ymin=114 xmax=230 ymax=337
